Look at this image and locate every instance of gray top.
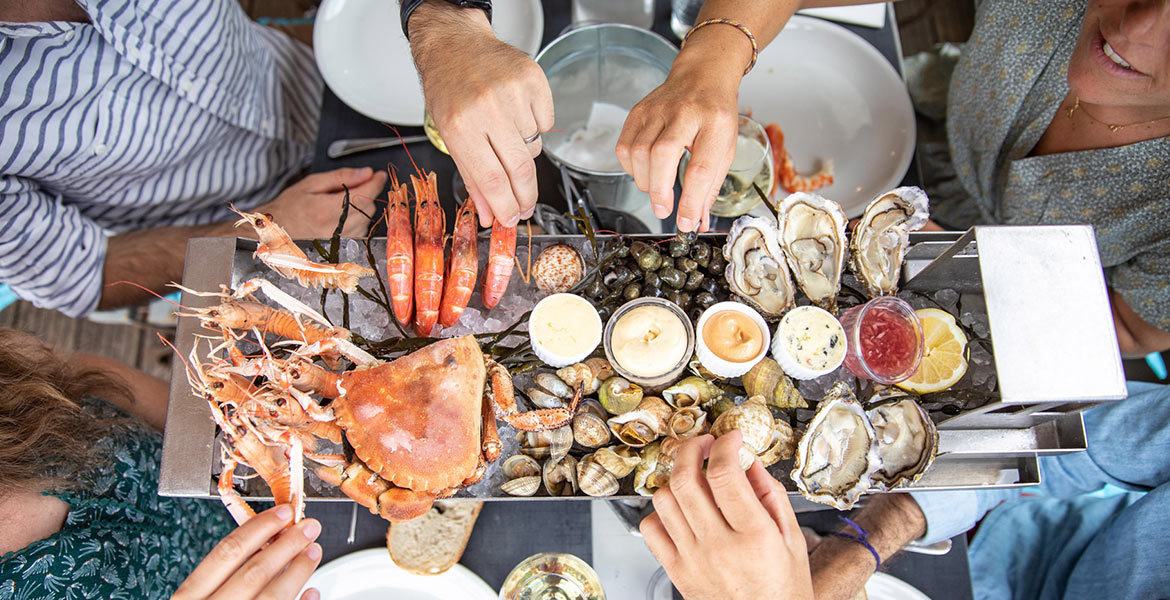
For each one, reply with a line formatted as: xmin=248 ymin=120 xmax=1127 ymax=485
xmin=912 ymin=0 xmax=1170 ymax=330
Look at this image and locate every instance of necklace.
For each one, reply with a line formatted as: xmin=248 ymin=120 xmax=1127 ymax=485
xmin=1066 ymin=97 xmax=1170 ymax=132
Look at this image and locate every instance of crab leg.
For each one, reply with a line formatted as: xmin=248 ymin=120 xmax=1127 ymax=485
xmin=219 ymin=454 xmax=258 ymax=526
xmin=311 ymin=460 xmax=437 ymax=523
xmin=486 ymin=358 xmax=579 ymax=431
xmin=482 ymin=390 xmax=502 ymax=463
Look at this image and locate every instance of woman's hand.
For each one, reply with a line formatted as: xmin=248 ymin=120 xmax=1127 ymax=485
xmin=640 ymin=432 xmax=813 ymax=600
xmin=173 ymin=505 xmax=323 ymax=600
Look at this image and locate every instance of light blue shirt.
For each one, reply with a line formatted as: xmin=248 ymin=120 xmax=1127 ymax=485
xmin=0 ymin=0 xmax=322 ymax=316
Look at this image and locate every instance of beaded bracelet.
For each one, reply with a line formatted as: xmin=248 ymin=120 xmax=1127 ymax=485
xmin=681 ymin=18 xmax=759 ymax=75
xmin=831 ymin=515 xmax=882 ymax=571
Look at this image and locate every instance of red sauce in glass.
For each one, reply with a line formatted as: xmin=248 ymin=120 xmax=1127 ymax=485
xmin=856 ymin=306 xmax=919 ymax=379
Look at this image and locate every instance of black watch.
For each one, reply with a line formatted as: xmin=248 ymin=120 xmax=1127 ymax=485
xmin=400 ymin=0 xmax=493 ymax=39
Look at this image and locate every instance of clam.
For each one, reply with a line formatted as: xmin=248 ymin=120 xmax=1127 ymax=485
xmin=593 ymin=444 xmax=641 ymax=478
xmin=543 ymin=455 xmax=579 ymax=496
xmin=758 ymin=419 xmax=799 ymax=467
xmin=792 ymin=382 xmax=880 ymax=510
xmin=502 ymin=454 xmax=541 ymax=479
xmin=556 ymin=358 xmax=613 ymax=395
xmin=723 ymin=216 xmax=795 ymax=319
xmin=526 ymin=387 xmax=567 ymax=409
xmin=634 ymin=441 xmax=672 ymax=496
xmin=607 ymin=396 xmax=672 ymax=447
xmin=573 ymin=411 xmax=611 ymax=448
xmin=743 ymin=358 xmax=808 ymax=409
xmin=710 ymin=396 xmax=774 ymax=455
xmin=599 ymin=376 xmax=643 ymax=415
xmin=534 ymin=372 xmax=574 ymax=398
xmin=577 ymin=398 xmax=607 ymax=420
xmin=866 ymin=395 xmax=938 ymax=490
xmin=776 ymin=192 xmax=848 ymax=312
xmin=667 ymin=406 xmax=709 ymax=439
xmin=501 ymin=475 xmax=542 ymax=497
xmin=850 ymin=187 xmax=929 ymax=298
xmin=518 ymin=426 xmax=573 ymax=461
xmin=577 ymin=457 xmax=620 ymax=497
xmin=662 ymin=376 xmax=722 ymax=409
xmin=533 ymin=243 xmax=586 ymax=294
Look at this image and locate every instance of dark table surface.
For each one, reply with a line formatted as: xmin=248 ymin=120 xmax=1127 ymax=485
xmin=308 ymin=1 xmax=965 ymax=597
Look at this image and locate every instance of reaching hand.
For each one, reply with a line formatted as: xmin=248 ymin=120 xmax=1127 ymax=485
xmin=250 ymin=167 xmax=385 ymax=239
xmin=173 ymin=505 xmax=323 ymax=600
xmin=640 ymin=432 xmax=813 ymax=600
xmin=409 ymin=1 xmax=554 ymax=228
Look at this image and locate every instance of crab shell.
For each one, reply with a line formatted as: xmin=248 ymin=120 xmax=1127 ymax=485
xmin=332 ymin=335 xmax=486 ymax=518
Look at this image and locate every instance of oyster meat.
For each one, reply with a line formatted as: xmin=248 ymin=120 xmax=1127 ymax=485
xmin=866 ymin=395 xmax=938 ymax=490
xmin=792 ymin=382 xmax=880 ymax=510
xmin=776 ymin=193 xmax=848 ymax=312
xmin=723 ymin=216 xmax=795 ymax=318
xmin=850 ymin=187 xmax=930 ymax=297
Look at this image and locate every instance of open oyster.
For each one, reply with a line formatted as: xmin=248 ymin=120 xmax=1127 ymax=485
xmin=776 ymin=193 xmax=848 ymax=312
xmin=850 ymin=187 xmax=930 ymax=297
xmin=723 ymin=216 xmax=795 ymax=319
xmin=792 ymin=382 xmax=880 ymax=510
xmin=866 ymin=395 xmax=938 ymax=490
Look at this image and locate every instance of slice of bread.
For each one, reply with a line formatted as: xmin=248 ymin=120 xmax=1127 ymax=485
xmin=387 ymin=500 xmax=484 ymax=575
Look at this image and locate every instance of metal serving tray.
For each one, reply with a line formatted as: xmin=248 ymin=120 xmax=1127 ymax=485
xmin=161 ymin=226 xmax=1120 ymax=501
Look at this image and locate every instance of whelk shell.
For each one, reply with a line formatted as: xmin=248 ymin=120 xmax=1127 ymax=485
xmin=662 ymin=376 xmax=722 ymax=409
xmin=743 ymin=358 xmax=808 ymax=409
xmin=556 ymin=358 xmax=613 ymax=395
xmin=634 ymin=441 xmax=671 ymax=496
xmin=667 ymin=406 xmax=709 ymax=439
xmin=599 ymin=376 xmax=644 ymax=415
xmin=502 ymin=454 xmax=541 ymax=479
xmin=577 ymin=457 xmax=620 ymax=497
xmin=501 ymin=475 xmax=541 ymax=496
xmin=543 ymin=455 xmax=579 ymax=496
xmin=593 ymin=445 xmax=640 ymax=478
xmin=710 ymin=396 xmax=774 ymax=455
xmin=758 ymin=419 xmax=799 ymax=467
xmin=573 ymin=411 xmax=611 ymax=448
xmin=777 ymin=192 xmax=848 ymax=312
xmin=607 ymin=396 xmax=672 ymax=447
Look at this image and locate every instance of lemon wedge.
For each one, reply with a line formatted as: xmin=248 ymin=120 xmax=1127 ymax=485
xmin=897 ymin=308 xmax=968 ymax=394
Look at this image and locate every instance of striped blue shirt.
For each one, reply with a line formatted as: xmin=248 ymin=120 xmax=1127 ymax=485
xmin=0 ymin=0 xmax=321 ymax=316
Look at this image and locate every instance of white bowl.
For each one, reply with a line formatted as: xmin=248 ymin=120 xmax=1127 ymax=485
xmin=772 ymin=305 xmax=846 ymax=380
xmin=695 ymin=302 xmax=770 ymax=378
xmin=528 ymin=293 xmax=602 ymax=368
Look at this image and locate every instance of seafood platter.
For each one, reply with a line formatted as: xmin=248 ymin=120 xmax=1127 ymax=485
xmin=161 ymin=172 xmax=1120 ymax=524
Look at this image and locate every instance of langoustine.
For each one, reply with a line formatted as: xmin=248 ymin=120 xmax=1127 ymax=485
xmin=765 ymin=123 xmax=834 ymax=194
xmin=411 ymin=172 xmax=445 ymax=336
xmin=482 ymin=222 xmax=516 ymax=309
xmin=385 ymin=173 xmax=414 ymax=327
xmin=439 ymin=200 xmax=479 ymax=328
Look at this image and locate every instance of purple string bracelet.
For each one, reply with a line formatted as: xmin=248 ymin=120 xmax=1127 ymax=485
xmin=831 ymin=515 xmax=881 ymax=571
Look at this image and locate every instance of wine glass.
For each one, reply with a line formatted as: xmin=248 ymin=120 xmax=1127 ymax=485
xmin=499 ymin=552 xmax=606 ymax=600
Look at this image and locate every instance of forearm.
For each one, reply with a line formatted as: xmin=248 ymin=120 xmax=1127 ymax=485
xmin=68 ymin=352 xmax=169 ymax=430
xmin=809 ymin=494 xmax=926 ymax=600
xmin=98 ymin=221 xmax=234 ymax=310
xmin=408 ymin=0 xmax=493 ymax=76
xmin=672 ymin=0 xmax=799 ymax=83
xmin=1110 ymin=289 xmax=1170 ymax=356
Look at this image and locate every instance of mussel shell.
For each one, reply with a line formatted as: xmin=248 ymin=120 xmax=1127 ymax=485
xmin=502 ymin=454 xmax=542 ymax=479
xmin=501 ymin=475 xmax=542 ymax=496
xmin=710 ymin=396 xmax=774 ymax=454
xmin=758 ymin=419 xmax=799 ymax=467
xmin=743 ymin=358 xmax=808 ymax=409
xmin=577 ymin=457 xmax=620 ymax=497
xmin=667 ymin=406 xmax=709 ymax=439
xmin=593 ymin=445 xmax=640 ymax=478
xmin=543 ymin=455 xmax=579 ymax=496
xmin=573 ymin=412 xmax=611 ymax=448
xmin=518 ymin=426 xmax=573 ymax=461
xmin=599 ymin=376 xmax=644 ymax=415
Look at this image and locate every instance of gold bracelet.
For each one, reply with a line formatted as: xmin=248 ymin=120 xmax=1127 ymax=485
xmin=681 ymin=18 xmax=759 ymax=75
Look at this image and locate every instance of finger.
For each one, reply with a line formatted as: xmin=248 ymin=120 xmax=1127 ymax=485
xmin=677 ymin=125 xmax=734 ymax=232
xmin=529 ymin=70 xmax=555 ymax=134
xmin=639 ymin=513 xmax=680 ymax=568
xmin=305 ymin=167 xmax=375 ymax=193
xmin=174 ymin=505 xmax=296 ymax=599
xmin=489 ymin=131 xmax=540 ymax=220
xmin=667 ymin=434 xmax=726 ymax=539
xmin=650 ymin=486 xmax=696 ymax=548
xmin=450 ymin=133 xmax=522 ymax=227
xmin=705 ymin=431 xmax=771 ymax=532
xmin=257 ymin=543 xmax=323 ymax=600
xmin=456 ymin=158 xmax=495 ymax=228
xmin=515 ymin=110 xmax=544 ymax=159
xmin=215 ymin=518 xmax=322 ymax=599
xmin=614 ymin=112 xmax=642 ymax=181
xmin=647 ymin=121 xmax=693 ymax=221
xmin=626 ymin=120 xmax=663 ymax=195
xmin=746 ymin=460 xmax=802 ymax=541
xmin=300 ymin=589 xmax=321 ymax=600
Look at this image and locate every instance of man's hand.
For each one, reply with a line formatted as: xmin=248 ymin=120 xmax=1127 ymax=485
xmin=249 ymin=167 xmax=385 ymax=239
xmin=640 ymin=432 xmax=813 ymax=600
xmin=173 ymin=505 xmax=323 ymax=600
xmin=408 ymin=0 xmax=553 ymax=228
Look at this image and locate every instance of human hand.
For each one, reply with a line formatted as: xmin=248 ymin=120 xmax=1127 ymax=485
xmin=173 ymin=505 xmax=323 ymax=600
xmin=640 ymin=432 xmax=813 ymax=600
xmin=250 ymin=167 xmax=385 ymax=239
xmin=409 ymin=0 xmax=553 ymax=228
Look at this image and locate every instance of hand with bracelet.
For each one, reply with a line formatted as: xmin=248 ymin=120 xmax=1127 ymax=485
xmin=614 ymin=1 xmax=800 ymax=231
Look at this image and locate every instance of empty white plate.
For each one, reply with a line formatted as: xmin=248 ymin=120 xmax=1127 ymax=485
xmin=738 ymin=15 xmax=915 ymax=217
xmin=314 ymin=0 xmax=545 ymax=126
xmin=301 ymin=548 xmax=496 ymax=600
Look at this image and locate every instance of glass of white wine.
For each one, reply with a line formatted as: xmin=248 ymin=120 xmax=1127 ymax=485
xmin=499 ymin=552 xmax=606 ymax=600
xmin=678 ymin=114 xmax=774 ymax=218
xmin=423 ymin=109 xmax=450 ymax=155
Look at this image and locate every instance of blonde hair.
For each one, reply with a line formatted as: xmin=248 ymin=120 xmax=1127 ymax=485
xmin=0 ymin=328 xmax=134 ymax=495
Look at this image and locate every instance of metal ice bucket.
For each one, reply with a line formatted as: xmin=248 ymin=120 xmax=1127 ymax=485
xmin=536 ymin=24 xmax=677 ymax=224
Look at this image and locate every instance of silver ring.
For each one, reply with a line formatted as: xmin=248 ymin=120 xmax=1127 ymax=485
xmin=523 ymin=131 xmax=541 ymax=144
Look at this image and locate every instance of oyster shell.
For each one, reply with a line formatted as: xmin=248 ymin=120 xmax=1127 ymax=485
xmin=866 ymin=395 xmax=938 ymax=490
xmin=710 ymin=396 xmax=774 ymax=455
xmin=667 ymin=406 xmax=709 ymax=439
xmin=758 ymin=419 xmax=799 ymax=467
xmin=607 ymin=396 xmax=672 ymax=447
xmin=593 ymin=445 xmax=640 ymax=478
xmin=543 ymin=455 xmax=579 ymax=496
xmin=599 ymin=376 xmax=643 ymax=415
xmin=577 ymin=457 xmax=620 ymax=497
xmin=776 ymin=193 xmax=848 ymax=312
xmin=791 ymin=382 xmax=880 ymax=510
xmin=533 ymin=243 xmax=586 ymax=294
xmin=850 ymin=187 xmax=929 ymax=298
xmin=723 ymin=216 xmax=795 ymax=318
xmin=662 ymin=376 xmax=722 ymax=409
xmin=742 ymin=358 xmax=808 ymax=409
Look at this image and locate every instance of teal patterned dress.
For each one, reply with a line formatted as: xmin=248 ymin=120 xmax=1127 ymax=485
xmin=0 ymin=399 xmax=235 ymax=600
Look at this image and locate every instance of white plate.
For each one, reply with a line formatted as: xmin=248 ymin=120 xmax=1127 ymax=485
xmin=865 ymin=571 xmax=933 ymax=600
xmin=314 ymin=0 xmax=545 ymax=126
xmin=301 ymin=548 xmax=497 ymax=600
xmin=738 ymin=15 xmax=915 ymax=217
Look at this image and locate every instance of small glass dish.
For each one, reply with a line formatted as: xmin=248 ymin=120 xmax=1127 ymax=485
xmin=839 ymin=296 xmax=924 ymax=384
xmin=603 ymin=297 xmax=695 ymax=389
